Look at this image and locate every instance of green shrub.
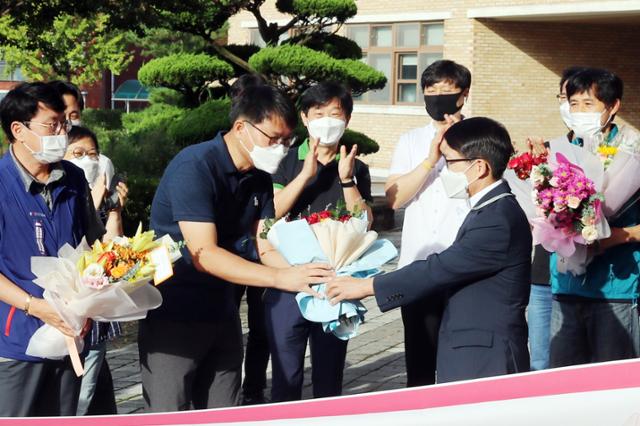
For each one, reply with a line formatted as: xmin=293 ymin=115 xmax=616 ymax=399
xmin=249 ymin=44 xmax=386 ymax=97
xmin=285 ymin=33 xmax=361 ymax=60
xmin=276 ymin=0 xmax=357 ymax=21
xmin=168 ymin=98 xmax=231 ymax=147
xmin=138 ymin=53 xmax=234 ymax=106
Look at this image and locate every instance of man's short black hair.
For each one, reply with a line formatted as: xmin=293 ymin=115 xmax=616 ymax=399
xmin=566 ymin=68 xmax=623 ymax=108
xmin=0 ymin=82 xmax=66 ymax=143
xmin=229 ymin=84 xmax=297 ymax=131
xmin=421 ymin=60 xmax=472 ymax=92
xmin=298 ymin=82 xmax=354 ymax=117
xmin=68 ymin=126 xmax=100 ymax=152
xmin=559 ymin=66 xmax=587 ymax=90
xmin=229 ymin=74 xmax=267 ymax=100
xmin=49 ymin=80 xmax=84 ymax=110
xmin=444 ymin=117 xmax=514 ymax=179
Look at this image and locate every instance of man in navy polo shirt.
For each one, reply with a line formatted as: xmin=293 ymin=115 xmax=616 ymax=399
xmin=142 ymin=83 xmax=333 ymax=412
xmin=0 ymin=82 xmax=105 ymax=416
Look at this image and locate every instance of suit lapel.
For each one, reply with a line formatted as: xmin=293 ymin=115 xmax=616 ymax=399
xmin=455 ymin=181 xmax=513 ymax=237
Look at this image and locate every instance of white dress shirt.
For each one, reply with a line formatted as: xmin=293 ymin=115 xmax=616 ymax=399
xmin=468 ymin=179 xmax=504 ymax=209
xmin=389 ymin=122 xmax=470 ymax=268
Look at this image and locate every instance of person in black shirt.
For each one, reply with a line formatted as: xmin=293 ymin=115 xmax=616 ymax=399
xmin=266 ymin=82 xmax=373 ymax=402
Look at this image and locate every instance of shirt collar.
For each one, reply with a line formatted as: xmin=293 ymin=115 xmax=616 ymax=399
xmin=298 ymin=139 xmax=341 ymax=161
xmin=571 ymin=123 xmax=619 ymax=147
xmin=214 ymin=131 xmax=241 ymax=175
xmin=468 ymin=179 xmax=503 ymax=208
xmin=9 ymin=145 xmax=65 ymax=192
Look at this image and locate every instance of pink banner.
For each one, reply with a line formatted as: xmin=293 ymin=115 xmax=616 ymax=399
xmin=4 ymin=359 xmax=640 ymax=425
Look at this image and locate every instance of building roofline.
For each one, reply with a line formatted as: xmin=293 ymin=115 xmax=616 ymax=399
xmin=467 ymin=0 xmax=640 ymax=21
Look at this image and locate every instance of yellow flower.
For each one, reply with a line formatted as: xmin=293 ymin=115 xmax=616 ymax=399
xmin=597 ymin=145 xmax=618 ymax=157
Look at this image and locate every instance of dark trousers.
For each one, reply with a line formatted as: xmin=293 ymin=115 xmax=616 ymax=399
xmin=139 ymin=316 xmax=243 ymax=412
xmin=400 ymin=295 xmax=444 ymax=387
xmin=234 ymin=285 xmax=270 ymax=399
xmin=264 ymin=289 xmax=348 ymax=402
xmin=549 ymin=299 xmax=640 ymax=368
xmin=0 ymin=357 xmax=81 ymax=416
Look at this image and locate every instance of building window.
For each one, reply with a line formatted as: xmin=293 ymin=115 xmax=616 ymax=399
xmin=0 ymin=61 xmax=24 ymax=82
xmin=347 ymin=22 xmax=444 ymax=105
xmin=249 ymin=29 xmax=290 ymax=47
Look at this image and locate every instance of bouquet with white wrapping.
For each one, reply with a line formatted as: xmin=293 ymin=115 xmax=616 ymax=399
xmin=26 ymin=225 xmax=181 ymax=375
xmin=264 ymin=203 xmax=397 ymax=340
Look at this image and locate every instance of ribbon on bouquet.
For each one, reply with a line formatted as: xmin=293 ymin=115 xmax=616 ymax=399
xmin=65 ymin=336 xmax=84 ymax=376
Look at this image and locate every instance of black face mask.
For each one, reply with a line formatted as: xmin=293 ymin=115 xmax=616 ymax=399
xmin=424 ymin=93 xmax=463 ymax=121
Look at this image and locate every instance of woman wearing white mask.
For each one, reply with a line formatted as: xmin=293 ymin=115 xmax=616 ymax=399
xmin=266 ymin=82 xmax=373 ymax=403
xmin=63 ymin=126 xmax=128 ymax=416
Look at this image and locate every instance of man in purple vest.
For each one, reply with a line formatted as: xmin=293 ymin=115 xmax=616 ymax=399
xmin=0 ymin=82 xmax=105 ymax=416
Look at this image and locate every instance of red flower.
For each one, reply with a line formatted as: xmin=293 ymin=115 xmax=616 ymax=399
xmin=318 ymin=210 xmax=332 ymax=220
xmin=508 ymin=152 xmax=547 ymax=180
xmin=305 ymin=213 xmax=320 ymax=225
xmin=339 ymin=215 xmax=351 ymax=223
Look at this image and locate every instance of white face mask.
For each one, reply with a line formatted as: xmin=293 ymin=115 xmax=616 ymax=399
xmin=307 ymin=117 xmax=346 ymax=146
xmin=70 ymin=119 xmax=82 ymax=127
xmin=570 ymin=109 xmax=611 ymax=140
xmin=240 ymin=127 xmax=288 ymax=174
xmin=559 ymin=101 xmax=572 ymax=129
xmin=22 ymin=126 xmax=68 ymax=164
xmin=69 ymin=156 xmax=100 ymax=186
xmin=440 ymin=161 xmax=477 ymax=199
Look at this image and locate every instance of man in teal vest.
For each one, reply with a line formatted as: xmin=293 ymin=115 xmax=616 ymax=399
xmin=550 ymin=68 xmax=640 ymax=367
xmin=0 ymin=82 xmax=104 ymax=416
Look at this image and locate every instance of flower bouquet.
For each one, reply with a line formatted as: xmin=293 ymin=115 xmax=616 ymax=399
xmin=264 ymin=202 xmax=397 ymax=340
xmin=507 ymin=151 xmax=548 ymax=180
xmin=26 ymin=225 xmax=182 ymax=375
xmin=529 ymin=153 xmax=609 ymax=266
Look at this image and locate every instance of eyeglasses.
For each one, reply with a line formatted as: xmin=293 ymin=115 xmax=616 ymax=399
xmin=68 ymin=147 xmax=99 ymax=161
xmin=556 ymin=94 xmax=568 ymax=104
xmin=444 ymin=157 xmax=476 ymax=166
xmin=24 ymin=120 xmax=72 ymax=135
xmin=244 ymin=121 xmax=295 ymax=147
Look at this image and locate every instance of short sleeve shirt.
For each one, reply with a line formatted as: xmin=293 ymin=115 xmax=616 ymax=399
xmin=272 ymin=140 xmax=373 ymax=216
xmin=150 ymin=132 xmax=275 ymax=321
xmin=389 ymin=122 xmax=470 ymax=268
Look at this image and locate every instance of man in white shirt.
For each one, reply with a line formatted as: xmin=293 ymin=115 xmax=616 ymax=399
xmin=385 ymin=60 xmax=472 ymax=387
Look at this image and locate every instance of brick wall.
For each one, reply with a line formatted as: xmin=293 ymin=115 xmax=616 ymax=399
xmin=227 ymin=0 xmax=640 ymax=169
xmin=472 ymin=19 xmax=640 ymax=148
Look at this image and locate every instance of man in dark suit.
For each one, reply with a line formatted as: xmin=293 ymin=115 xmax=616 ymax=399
xmin=327 ymin=117 xmax=532 ymax=383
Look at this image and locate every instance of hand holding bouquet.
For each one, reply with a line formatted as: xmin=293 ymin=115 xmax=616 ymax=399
xmin=26 ymin=225 xmax=182 ymax=375
xmin=264 ymin=202 xmax=397 ymax=340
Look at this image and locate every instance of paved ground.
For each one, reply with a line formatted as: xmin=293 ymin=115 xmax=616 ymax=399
xmin=109 ymin=220 xmax=407 ymax=414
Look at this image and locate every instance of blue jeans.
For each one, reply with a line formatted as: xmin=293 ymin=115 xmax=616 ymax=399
xmin=527 ymin=284 xmax=552 ymax=371
xmin=77 ymin=342 xmax=106 ymax=415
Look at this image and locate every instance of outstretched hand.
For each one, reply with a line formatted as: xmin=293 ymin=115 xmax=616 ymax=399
xmin=275 ymin=263 xmax=335 ymax=298
xmin=326 ymin=276 xmax=374 ymax=305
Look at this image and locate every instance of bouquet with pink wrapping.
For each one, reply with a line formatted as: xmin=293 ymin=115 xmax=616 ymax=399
xmin=530 ymin=153 xmax=610 ymax=268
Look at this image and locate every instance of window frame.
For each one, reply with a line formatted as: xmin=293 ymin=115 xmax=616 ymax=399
xmin=346 ymin=21 xmax=444 ymax=106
